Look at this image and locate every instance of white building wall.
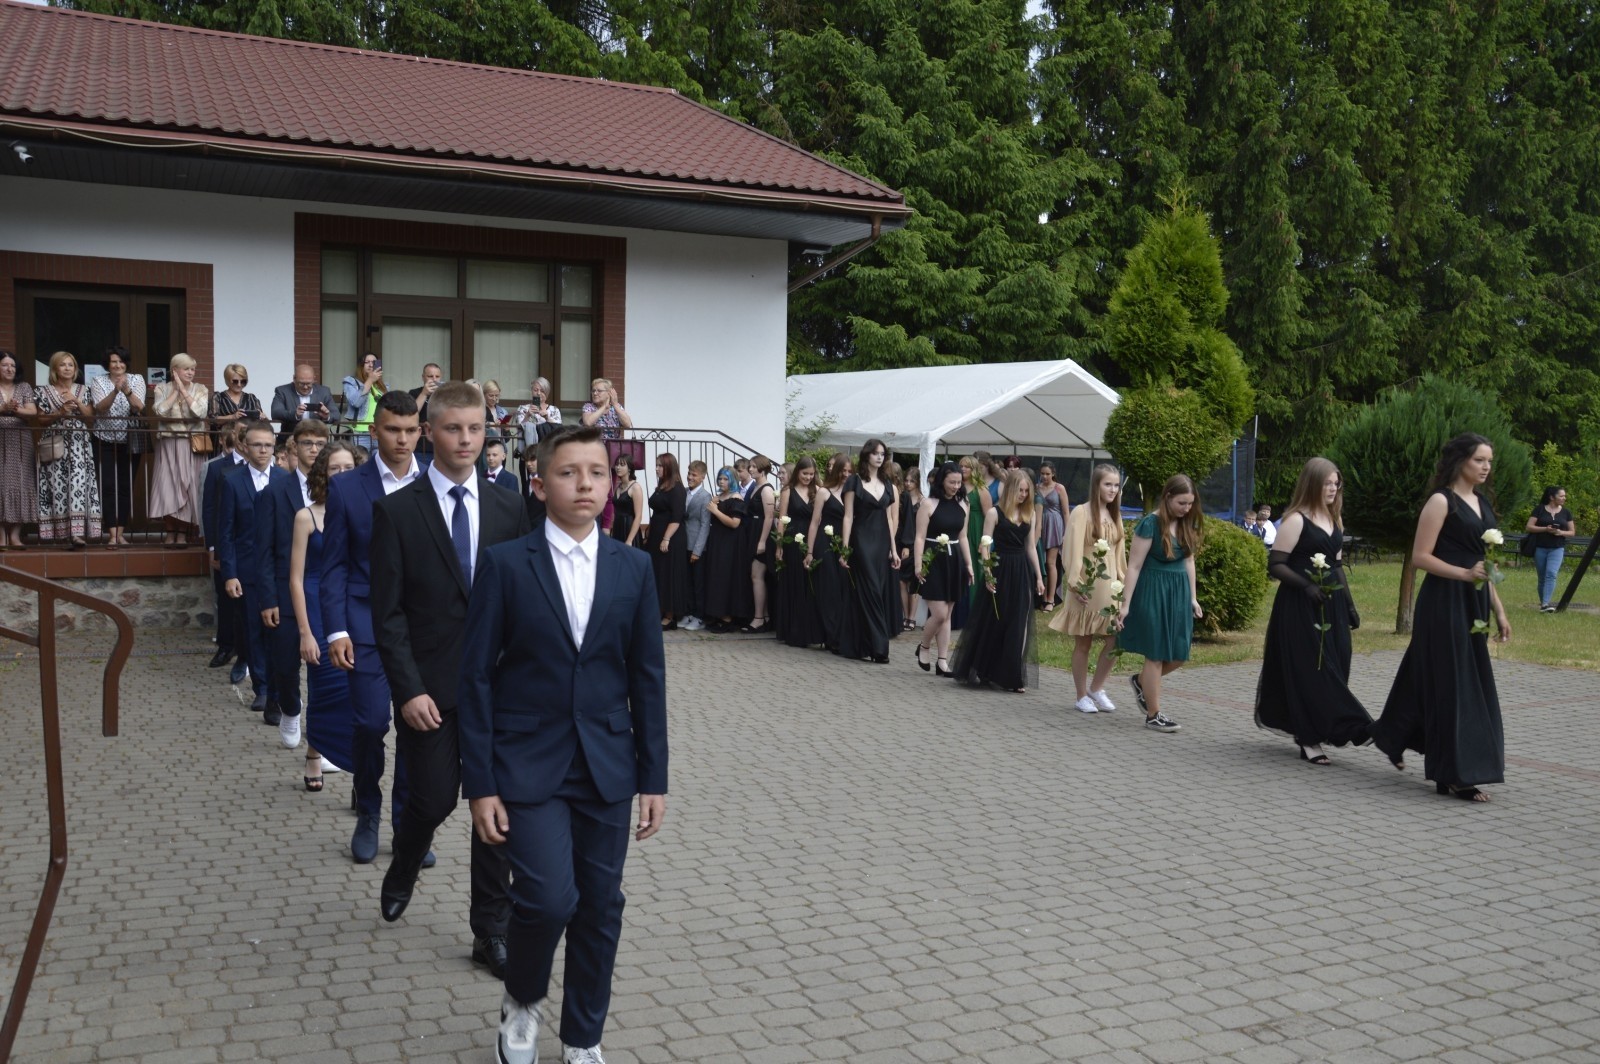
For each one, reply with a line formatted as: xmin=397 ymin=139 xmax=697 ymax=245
xmin=0 ymin=175 xmax=786 ymax=458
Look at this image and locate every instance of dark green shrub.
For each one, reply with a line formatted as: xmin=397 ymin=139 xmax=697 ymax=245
xmin=1194 ymin=516 xmax=1270 ymax=635
xmin=1104 ymin=386 xmax=1233 ymax=504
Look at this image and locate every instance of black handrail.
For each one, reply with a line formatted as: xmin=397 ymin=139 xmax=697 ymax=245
xmin=0 ymin=565 xmax=134 ymax=1064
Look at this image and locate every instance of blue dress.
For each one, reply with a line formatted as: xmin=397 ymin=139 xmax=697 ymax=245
xmin=301 ymin=520 xmax=355 ymax=772
xmin=1117 ymin=513 xmax=1194 ymax=663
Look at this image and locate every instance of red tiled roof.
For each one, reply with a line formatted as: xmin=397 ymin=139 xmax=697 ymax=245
xmin=0 ymin=0 xmax=904 ymax=208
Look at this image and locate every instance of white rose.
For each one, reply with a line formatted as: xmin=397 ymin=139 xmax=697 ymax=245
xmin=980 ymin=535 xmax=994 ymax=547
xmin=780 ymin=515 xmax=792 ymax=526
xmin=823 ymin=525 xmax=835 ymax=536
xmin=936 ymin=533 xmax=950 ymax=546
xmin=1310 ymin=553 xmax=1329 ymax=570
xmin=1482 ymin=528 xmax=1504 ymax=547
xmin=1093 ymin=538 xmax=1110 ymax=555
xmin=793 ymin=533 xmax=805 ymax=545
xmin=1109 ymin=580 xmax=1125 ymax=597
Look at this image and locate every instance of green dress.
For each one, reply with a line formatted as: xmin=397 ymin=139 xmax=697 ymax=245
xmin=1117 ymin=513 xmax=1194 ymax=662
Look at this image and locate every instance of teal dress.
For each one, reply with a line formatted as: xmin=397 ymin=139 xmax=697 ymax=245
xmin=1118 ymin=513 xmax=1194 ymax=662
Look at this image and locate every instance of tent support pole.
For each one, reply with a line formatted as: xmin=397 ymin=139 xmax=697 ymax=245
xmin=788 ymin=218 xmax=884 ymax=293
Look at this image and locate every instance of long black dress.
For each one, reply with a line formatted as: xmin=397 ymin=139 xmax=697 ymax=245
xmin=744 ymin=481 xmax=777 ymax=609
xmin=612 ymin=481 xmax=641 ymax=546
xmin=813 ymin=490 xmax=847 ymax=652
xmin=647 ymin=483 xmax=690 ymax=619
xmin=918 ymin=495 xmax=969 ymax=604
xmin=952 ymin=512 xmax=1038 ymax=691
xmin=776 ymin=489 xmax=825 ymax=647
xmin=1371 ymin=490 xmax=1506 ymax=787
xmin=702 ymin=495 xmax=752 ymax=621
xmin=838 ymin=475 xmax=898 ymax=661
xmin=1254 ymin=522 xmax=1374 ymax=747
xmin=897 ymin=492 xmax=921 ymax=589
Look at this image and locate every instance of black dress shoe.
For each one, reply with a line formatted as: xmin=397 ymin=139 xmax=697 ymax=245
xmin=421 ymin=849 xmax=436 ymax=869
xmin=262 ymin=701 xmax=282 ymax=726
xmin=209 ymin=647 xmax=233 ymax=668
xmin=249 ymin=690 xmax=268 ymax=713
xmin=380 ymin=860 xmax=420 ymax=922
xmin=230 ymin=662 xmax=249 ymax=685
xmin=472 ymin=934 xmax=509 ymax=978
xmin=351 ymin=814 xmax=381 ymax=864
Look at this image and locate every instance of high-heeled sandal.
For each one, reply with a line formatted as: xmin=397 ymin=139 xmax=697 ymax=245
xmin=1298 ymin=746 xmax=1331 ymax=766
xmin=304 ymin=755 xmax=324 ymax=793
xmin=1436 ymin=782 xmax=1489 ymax=802
xmin=915 ymin=643 xmax=931 ymax=672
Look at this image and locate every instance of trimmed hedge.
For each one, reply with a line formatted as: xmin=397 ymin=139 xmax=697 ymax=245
xmin=1194 ymin=516 xmax=1270 ymax=634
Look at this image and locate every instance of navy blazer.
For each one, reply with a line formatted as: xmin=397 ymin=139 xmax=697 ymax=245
xmin=200 ymin=452 xmax=242 ymax=550
xmin=320 ymin=458 xmax=387 ymax=645
xmin=217 ymin=464 xmax=287 ymax=597
xmin=459 ymin=524 xmax=669 ymax=806
xmin=483 ymin=467 xmax=520 ymax=492
xmin=255 ymin=470 xmax=305 ymax=609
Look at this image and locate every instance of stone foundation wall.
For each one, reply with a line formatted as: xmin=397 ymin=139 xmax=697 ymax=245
xmin=0 ymin=576 xmax=214 ymax=633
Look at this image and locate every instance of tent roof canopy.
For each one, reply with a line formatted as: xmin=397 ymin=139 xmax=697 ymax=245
xmin=787 ymin=360 xmax=1120 ymax=471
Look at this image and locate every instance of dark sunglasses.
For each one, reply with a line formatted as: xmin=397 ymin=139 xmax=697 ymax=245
xmin=228 ymin=377 xmax=248 ymax=385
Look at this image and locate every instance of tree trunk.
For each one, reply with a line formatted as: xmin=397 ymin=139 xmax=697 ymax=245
xmin=1395 ymin=545 xmax=1416 ymax=635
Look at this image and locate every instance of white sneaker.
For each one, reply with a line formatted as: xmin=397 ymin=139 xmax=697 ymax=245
xmin=278 ymin=713 xmax=302 ymax=749
xmin=1090 ymin=689 xmax=1116 ymax=712
xmin=563 ymin=1046 xmax=605 ymax=1064
xmin=1074 ymin=695 xmax=1098 ymax=714
xmin=680 ymin=616 xmax=704 ymax=631
xmin=499 ymin=992 xmax=539 ymax=1064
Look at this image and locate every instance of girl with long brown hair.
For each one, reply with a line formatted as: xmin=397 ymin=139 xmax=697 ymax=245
xmin=1049 ymin=464 xmax=1126 ymax=712
xmin=838 ymin=438 xmax=901 ymax=662
xmin=1254 ymin=458 xmax=1373 ymax=764
xmin=775 ymin=455 xmax=826 ymax=647
xmin=1116 ymin=474 xmax=1205 ymax=731
xmin=952 ymin=469 xmax=1044 ymax=691
xmin=803 ymin=452 xmax=852 ymax=651
xmin=647 ymin=452 xmax=690 ymax=629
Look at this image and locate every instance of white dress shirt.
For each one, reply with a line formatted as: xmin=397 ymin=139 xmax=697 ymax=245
xmin=545 ymin=519 xmax=599 ymax=649
xmin=428 ymin=463 xmax=480 ymax=572
xmin=249 ymin=464 xmax=272 ymax=493
xmin=297 ymin=470 xmax=311 ymax=508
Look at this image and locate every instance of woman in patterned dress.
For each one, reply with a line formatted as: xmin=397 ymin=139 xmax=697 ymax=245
xmin=0 ymin=351 xmax=39 ymax=548
xmin=148 ymin=353 xmax=210 ymax=547
xmin=35 ymin=351 xmax=102 ymax=547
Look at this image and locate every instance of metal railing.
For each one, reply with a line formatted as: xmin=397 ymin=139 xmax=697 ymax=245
xmin=0 ymin=565 xmax=134 ymax=1064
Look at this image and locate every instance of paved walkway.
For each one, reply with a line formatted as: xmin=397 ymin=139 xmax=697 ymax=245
xmin=2 ymin=628 xmax=1598 ymax=1063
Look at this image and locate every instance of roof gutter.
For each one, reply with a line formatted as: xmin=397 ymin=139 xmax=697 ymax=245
xmin=787 ymin=216 xmax=885 ymax=294
xmin=0 ymin=116 xmax=913 ymax=223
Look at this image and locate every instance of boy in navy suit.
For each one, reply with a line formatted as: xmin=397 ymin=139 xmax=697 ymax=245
xmin=217 ymin=421 xmax=286 ymax=717
xmin=257 ymin=418 xmax=328 ymax=749
xmin=483 ymin=440 xmax=518 ymax=490
xmin=460 ymin=425 xmax=668 ymax=1064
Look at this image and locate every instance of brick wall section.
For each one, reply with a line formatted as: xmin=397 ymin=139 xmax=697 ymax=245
xmin=0 ymin=251 xmax=214 ymax=380
xmin=293 ymin=214 xmax=627 ymax=399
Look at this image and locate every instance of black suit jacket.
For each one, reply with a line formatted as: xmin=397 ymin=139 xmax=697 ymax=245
xmin=370 ymin=473 xmax=529 ymax=712
xmin=270 ymin=382 xmax=341 ymax=427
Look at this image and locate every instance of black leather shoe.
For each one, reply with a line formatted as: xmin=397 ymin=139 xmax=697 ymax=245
xmin=380 ymin=859 xmax=420 ymax=922
xmin=351 ymin=814 xmax=381 ymax=864
xmin=472 ymin=934 xmax=508 ymax=979
xmin=421 ymin=849 xmax=436 ymax=869
xmin=249 ymin=690 xmax=267 ymax=712
xmin=230 ymin=662 xmax=249 ymax=685
xmin=209 ymin=647 xmax=233 ymax=668
xmin=262 ymin=701 xmax=282 ymax=726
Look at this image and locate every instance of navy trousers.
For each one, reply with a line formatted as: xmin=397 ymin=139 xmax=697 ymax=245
xmin=240 ymin=587 xmax=274 ymax=700
xmin=267 ymin=578 xmax=304 ymax=718
xmin=502 ymin=753 xmax=632 ymax=1050
xmin=350 ymin=641 xmax=406 ymax=823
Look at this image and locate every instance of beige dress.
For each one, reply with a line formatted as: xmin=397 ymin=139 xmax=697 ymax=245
xmin=147 ymin=383 xmax=209 ymax=524
xmin=1048 ymin=504 xmax=1128 ymax=637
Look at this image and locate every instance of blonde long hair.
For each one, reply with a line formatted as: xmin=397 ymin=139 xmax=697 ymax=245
xmin=1283 ymin=457 xmax=1344 ymax=530
xmin=997 ymin=469 xmax=1033 ymax=524
xmin=1082 ymin=463 xmax=1125 ymax=557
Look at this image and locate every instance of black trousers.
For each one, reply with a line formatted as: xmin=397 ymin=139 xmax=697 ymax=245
xmin=93 ymin=439 xmax=140 ymax=529
xmin=211 ymin=567 xmax=239 ymax=653
xmin=392 ymin=704 xmax=511 ymax=938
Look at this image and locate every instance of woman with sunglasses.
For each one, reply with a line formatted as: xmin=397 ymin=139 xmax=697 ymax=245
xmin=212 ymin=362 xmax=264 ymax=448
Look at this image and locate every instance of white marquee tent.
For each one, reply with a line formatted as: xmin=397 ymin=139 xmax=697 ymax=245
xmin=787 ymin=360 xmax=1121 ymax=479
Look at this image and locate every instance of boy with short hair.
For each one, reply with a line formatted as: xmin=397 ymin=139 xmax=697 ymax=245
xmin=460 ymin=425 xmax=669 ymax=1064
xmin=483 ymin=439 xmax=517 ymax=491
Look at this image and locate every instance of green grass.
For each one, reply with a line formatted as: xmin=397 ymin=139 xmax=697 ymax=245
xmin=1038 ymin=558 xmax=1599 ymax=675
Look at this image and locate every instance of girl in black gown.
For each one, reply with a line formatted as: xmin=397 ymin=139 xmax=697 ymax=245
xmin=646 ymin=451 xmax=690 ymax=629
xmin=897 ymin=466 xmax=923 ymax=632
xmin=912 ymin=463 xmax=973 ymax=677
xmin=611 ymin=452 xmax=645 ymax=547
xmin=702 ymin=467 xmax=751 ymax=629
xmin=1371 ymin=433 xmax=1509 ymax=802
xmin=1254 ymin=457 xmax=1374 ymax=764
xmin=742 ymin=455 xmax=777 ymax=633
xmin=838 ymin=438 xmax=900 ymax=663
xmin=775 ymin=456 xmax=826 ymax=648
xmin=804 ymin=453 xmax=851 ymax=653
xmin=954 ymin=469 xmax=1044 ymax=692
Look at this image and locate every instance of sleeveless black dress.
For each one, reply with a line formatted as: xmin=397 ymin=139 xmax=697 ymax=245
xmin=702 ymin=495 xmax=752 ymax=620
xmin=813 ymin=490 xmax=847 ymax=652
xmin=838 ymin=475 xmax=898 ymax=661
xmin=611 ymin=481 xmax=640 ymax=546
xmin=897 ymin=492 xmax=921 ymax=585
xmin=1254 ymin=522 xmax=1373 ymax=747
xmin=952 ymin=513 xmax=1038 ymax=691
xmin=775 ymin=490 xmax=825 ymax=647
xmin=918 ymin=495 xmax=968 ymax=604
xmin=646 ymin=483 xmax=690 ymax=618
xmin=1371 ymin=490 xmax=1505 ymax=786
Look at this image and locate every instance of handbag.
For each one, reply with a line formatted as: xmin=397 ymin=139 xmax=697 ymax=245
xmin=190 ymin=431 xmax=215 ymax=455
xmin=1519 ymin=531 xmax=1538 ymax=558
xmin=37 ymin=433 xmax=66 ymax=464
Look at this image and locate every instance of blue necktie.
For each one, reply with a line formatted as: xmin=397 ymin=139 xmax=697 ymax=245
xmin=449 ymin=484 xmax=473 ymax=584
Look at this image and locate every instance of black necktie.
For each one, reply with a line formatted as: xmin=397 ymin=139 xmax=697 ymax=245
xmin=449 ymin=484 xmax=472 ymax=584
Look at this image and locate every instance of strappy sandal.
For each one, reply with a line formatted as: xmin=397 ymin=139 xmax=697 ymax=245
xmin=1299 ymin=746 xmax=1332 ymax=766
xmin=304 ymin=754 xmax=324 ymax=793
xmin=1436 ymin=782 xmax=1489 ymax=802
